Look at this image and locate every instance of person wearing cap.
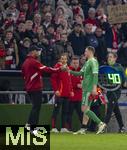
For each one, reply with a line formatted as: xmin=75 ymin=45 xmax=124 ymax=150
xmin=21 ymin=45 xmax=61 ymax=132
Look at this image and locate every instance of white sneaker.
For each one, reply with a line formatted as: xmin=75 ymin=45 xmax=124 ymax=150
xmin=73 ymin=128 xmax=87 ymax=135
xmin=96 ymin=122 xmax=106 ymax=134
xmin=60 ymin=128 xmax=70 ymax=133
xmin=51 ymin=128 xmax=59 ymax=133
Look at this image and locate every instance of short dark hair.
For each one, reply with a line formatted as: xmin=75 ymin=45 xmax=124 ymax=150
xmin=72 ymin=55 xmax=79 ymax=60
xmin=86 ymin=46 xmax=95 ymax=54
xmin=107 ymin=52 xmax=117 ymax=58
xmin=5 ymin=30 xmax=13 ymax=34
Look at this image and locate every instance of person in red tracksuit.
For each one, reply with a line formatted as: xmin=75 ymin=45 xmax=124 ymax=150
xmin=68 ymin=56 xmax=83 ymax=131
xmin=51 ymin=53 xmax=74 ymax=133
xmin=22 ymin=45 xmax=61 ymax=133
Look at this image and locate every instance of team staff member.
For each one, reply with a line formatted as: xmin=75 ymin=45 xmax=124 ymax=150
xmin=104 ymin=52 xmax=126 ymax=133
xmin=51 ymin=53 xmax=74 ymax=133
xmin=22 ymin=45 xmax=60 ymax=132
xmin=68 ymin=56 xmax=83 ymax=131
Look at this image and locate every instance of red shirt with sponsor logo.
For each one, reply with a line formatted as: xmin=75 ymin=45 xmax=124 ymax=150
xmin=51 ymin=62 xmax=73 ymax=98
xmin=69 ymin=66 xmax=82 ymax=102
xmin=21 ymin=55 xmax=59 ymax=92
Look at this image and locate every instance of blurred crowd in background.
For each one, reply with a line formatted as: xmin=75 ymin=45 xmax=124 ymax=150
xmin=0 ymin=0 xmax=127 ymax=70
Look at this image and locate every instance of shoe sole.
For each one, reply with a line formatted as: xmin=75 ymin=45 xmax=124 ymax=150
xmin=50 ymin=130 xmax=59 ymax=133
xmin=73 ymin=132 xmax=86 ymax=135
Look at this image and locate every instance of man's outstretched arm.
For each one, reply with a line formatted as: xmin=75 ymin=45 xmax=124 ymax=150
xmin=70 ymin=70 xmax=83 ymax=76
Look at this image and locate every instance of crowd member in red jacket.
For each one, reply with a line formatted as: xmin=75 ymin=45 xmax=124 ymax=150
xmin=68 ymin=56 xmax=83 ymax=131
xmin=22 ymin=45 xmax=60 ymax=134
xmin=51 ymin=53 xmax=74 ymax=133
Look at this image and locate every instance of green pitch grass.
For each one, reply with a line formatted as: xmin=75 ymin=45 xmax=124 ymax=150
xmin=51 ymin=133 xmax=127 ymax=150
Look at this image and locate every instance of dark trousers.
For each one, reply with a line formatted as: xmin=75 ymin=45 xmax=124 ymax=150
xmin=67 ymin=101 xmax=83 ymax=130
xmin=27 ymin=91 xmax=42 ymax=125
xmin=104 ymin=90 xmax=124 ymax=129
xmin=52 ymin=96 xmax=69 ymax=128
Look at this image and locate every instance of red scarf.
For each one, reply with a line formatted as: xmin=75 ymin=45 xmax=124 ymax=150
xmin=112 ymin=27 xmax=118 ymax=51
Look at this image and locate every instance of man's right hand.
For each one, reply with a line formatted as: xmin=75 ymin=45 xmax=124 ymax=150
xmin=55 ymin=91 xmax=61 ymax=97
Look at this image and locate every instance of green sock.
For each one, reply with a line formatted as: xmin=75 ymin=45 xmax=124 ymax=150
xmin=85 ymin=110 xmax=101 ymax=125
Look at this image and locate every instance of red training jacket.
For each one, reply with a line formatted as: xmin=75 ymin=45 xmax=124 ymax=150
xmin=69 ymin=66 xmax=82 ymax=102
xmin=51 ymin=62 xmax=73 ymax=98
xmin=21 ymin=56 xmax=60 ymax=92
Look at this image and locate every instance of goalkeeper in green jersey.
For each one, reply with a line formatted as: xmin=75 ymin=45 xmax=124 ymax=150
xmin=68 ymin=46 xmax=106 ymax=134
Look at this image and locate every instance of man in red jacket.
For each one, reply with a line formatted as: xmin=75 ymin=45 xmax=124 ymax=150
xmin=22 ymin=45 xmax=60 ymax=133
xmin=51 ymin=53 xmax=74 ymax=133
xmin=68 ymin=56 xmax=83 ymax=131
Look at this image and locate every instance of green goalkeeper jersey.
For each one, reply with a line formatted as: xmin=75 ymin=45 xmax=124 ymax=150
xmin=70 ymin=57 xmax=99 ymax=92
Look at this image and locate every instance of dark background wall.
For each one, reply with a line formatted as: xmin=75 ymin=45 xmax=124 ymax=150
xmin=0 ymin=71 xmax=52 ymax=91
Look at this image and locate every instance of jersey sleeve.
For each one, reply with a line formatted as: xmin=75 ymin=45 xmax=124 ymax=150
xmin=33 ymin=60 xmax=60 ymax=73
xmin=91 ymin=59 xmax=99 ymax=85
xmin=70 ymin=65 xmax=84 ymax=76
xmin=91 ymin=59 xmax=99 ymax=74
xmin=40 ymin=66 xmax=60 ymax=73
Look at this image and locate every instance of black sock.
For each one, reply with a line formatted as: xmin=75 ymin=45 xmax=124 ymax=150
xmin=81 ymin=124 xmax=87 ymax=129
